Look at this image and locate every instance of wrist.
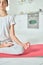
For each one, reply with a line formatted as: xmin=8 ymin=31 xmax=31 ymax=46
xmin=19 ymin=42 xmax=23 ymax=47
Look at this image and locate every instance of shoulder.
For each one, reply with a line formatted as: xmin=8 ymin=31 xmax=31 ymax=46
xmin=8 ymin=14 xmax=16 ymax=25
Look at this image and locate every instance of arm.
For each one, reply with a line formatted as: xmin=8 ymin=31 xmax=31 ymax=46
xmin=9 ymin=24 xmax=23 ymax=46
xmin=9 ymin=24 xmax=30 ymax=49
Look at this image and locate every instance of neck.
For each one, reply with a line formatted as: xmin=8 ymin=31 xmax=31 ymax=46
xmin=0 ymin=10 xmax=8 ymax=17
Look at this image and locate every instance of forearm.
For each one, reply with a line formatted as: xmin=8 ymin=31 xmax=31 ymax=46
xmin=10 ymin=35 xmax=23 ymax=46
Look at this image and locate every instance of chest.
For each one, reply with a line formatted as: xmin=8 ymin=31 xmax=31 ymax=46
xmin=0 ymin=18 xmax=10 ymax=29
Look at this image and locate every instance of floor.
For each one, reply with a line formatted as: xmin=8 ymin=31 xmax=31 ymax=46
xmin=0 ymin=58 xmax=43 ymax=65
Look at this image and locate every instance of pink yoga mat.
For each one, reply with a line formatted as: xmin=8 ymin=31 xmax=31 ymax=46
xmin=0 ymin=44 xmax=43 ymax=58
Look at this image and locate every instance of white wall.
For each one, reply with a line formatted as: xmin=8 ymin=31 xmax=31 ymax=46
xmin=8 ymin=0 xmax=43 ymax=15
xmin=14 ymin=12 xmax=43 ymax=44
xmin=8 ymin=0 xmax=43 ymax=44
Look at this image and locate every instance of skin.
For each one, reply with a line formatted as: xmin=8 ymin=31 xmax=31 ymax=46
xmin=0 ymin=0 xmax=30 ymax=49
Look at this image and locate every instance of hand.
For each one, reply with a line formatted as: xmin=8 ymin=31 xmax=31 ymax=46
xmin=22 ymin=42 xmax=30 ymax=50
xmin=2 ymin=42 xmax=14 ymax=47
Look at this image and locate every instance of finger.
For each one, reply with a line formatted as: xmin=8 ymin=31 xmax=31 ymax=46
xmin=26 ymin=43 xmax=30 ymax=46
xmin=24 ymin=47 xmax=27 ymax=50
xmin=8 ymin=44 xmax=14 ymax=47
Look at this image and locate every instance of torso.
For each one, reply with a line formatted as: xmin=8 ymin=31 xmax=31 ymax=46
xmin=0 ymin=15 xmax=12 ymax=42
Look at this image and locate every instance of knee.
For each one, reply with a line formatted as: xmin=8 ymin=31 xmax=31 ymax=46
xmin=18 ymin=45 xmax=24 ymax=54
xmin=14 ymin=44 xmax=24 ymax=54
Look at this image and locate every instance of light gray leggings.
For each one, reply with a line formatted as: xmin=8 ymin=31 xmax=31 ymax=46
xmin=0 ymin=41 xmax=24 ymax=54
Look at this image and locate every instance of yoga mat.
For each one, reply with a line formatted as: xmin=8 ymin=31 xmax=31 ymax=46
xmin=0 ymin=44 xmax=43 ymax=58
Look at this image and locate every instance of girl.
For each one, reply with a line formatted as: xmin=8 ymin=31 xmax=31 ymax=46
xmin=0 ymin=0 xmax=30 ymax=54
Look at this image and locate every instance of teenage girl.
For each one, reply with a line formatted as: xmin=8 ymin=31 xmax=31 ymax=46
xmin=0 ymin=0 xmax=30 ymax=54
